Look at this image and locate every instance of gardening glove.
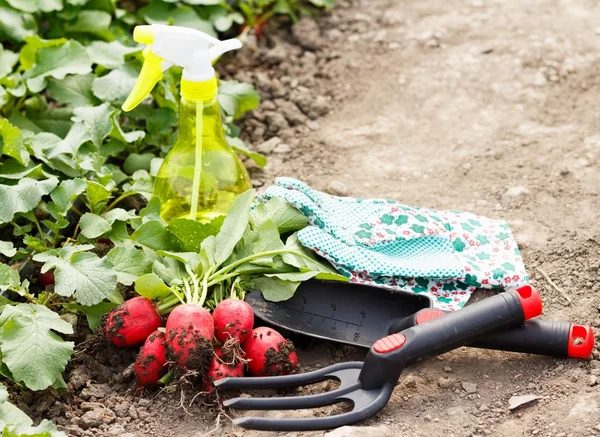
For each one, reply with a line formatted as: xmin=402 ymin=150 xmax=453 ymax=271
xmin=262 ymin=177 xmax=530 ymax=311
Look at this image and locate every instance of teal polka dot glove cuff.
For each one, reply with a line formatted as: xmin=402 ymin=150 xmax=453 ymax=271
xmin=262 ymin=177 xmax=530 ymax=311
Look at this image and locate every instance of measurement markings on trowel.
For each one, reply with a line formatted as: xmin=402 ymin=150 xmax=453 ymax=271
xmin=288 ymin=294 xmax=369 ymax=342
xmin=286 ymin=306 xmax=364 ymax=330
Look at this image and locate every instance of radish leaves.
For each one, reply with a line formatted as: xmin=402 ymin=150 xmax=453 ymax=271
xmin=214 ymin=189 xmax=255 ymax=266
xmin=130 ymin=189 xmax=347 ymax=310
xmin=0 ymin=304 xmax=74 ymax=391
xmin=33 ymin=245 xmax=118 ymax=306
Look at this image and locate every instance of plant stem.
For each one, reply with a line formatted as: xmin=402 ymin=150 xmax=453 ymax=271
xmin=19 ymin=291 xmax=37 ymax=304
xmin=183 ymin=279 xmax=193 ymax=303
xmin=209 ymin=249 xmax=314 ymax=281
xmin=206 ymin=266 xmax=290 ymax=288
xmin=198 ymin=274 xmax=209 ymax=307
xmin=72 ymin=221 xmax=80 ymax=240
xmin=156 ymin=294 xmax=182 ymax=314
xmin=186 ymin=264 xmax=199 ymax=305
xmin=13 ymin=95 xmax=26 ymax=113
xmin=30 ymin=215 xmax=48 ymax=246
xmin=43 ymin=292 xmax=56 ymax=306
xmin=70 ymin=205 xmax=84 ymax=216
xmin=105 ymin=192 xmax=138 ymax=212
xmin=230 ymin=280 xmax=237 ymax=300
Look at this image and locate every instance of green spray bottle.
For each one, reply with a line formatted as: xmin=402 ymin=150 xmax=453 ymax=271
xmin=122 ymin=24 xmax=253 ymax=223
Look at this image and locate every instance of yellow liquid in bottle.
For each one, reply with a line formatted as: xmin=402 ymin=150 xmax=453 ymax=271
xmin=153 ymin=96 xmax=252 ymax=223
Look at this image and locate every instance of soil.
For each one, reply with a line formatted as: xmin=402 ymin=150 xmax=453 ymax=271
xmin=15 ymin=0 xmax=600 ymax=436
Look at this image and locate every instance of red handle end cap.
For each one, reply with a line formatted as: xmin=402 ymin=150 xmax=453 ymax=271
xmin=514 ymin=285 xmax=543 ymax=321
xmin=373 ymin=333 xmax=406 ymax=354
xmin=567 ymin=325 xmax=595 ymax=359
xmin=415 ymin=309 xmax=446 ymax=325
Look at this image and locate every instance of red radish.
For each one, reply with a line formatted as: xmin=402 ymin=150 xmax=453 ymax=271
xmin=38 ymin=270 xmax=55 ymax=287
xmin=165 ymin=304 xmax=214 ymax=372
xmin=242 ymin=327 xmax=299 ymax=377
xmin=255 ymin=21 xmax=266 ymax=39
xmin=203 ymin=347 xmax=244 ymax=393
xmin=134 ymin=330 xmax=168 ymax=388
xmin=102 ymin=297 xmax=163 ymax=347
xmin=212 ymin=298 xmax=254 ymax=344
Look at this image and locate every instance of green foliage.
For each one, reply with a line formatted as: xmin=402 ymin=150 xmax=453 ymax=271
xmin=134 ymin=190 xmax=347 ymax=310
xmin=0 ymin=0 xmax=334 ymax=411
xmin=0 ymin=304 xmax=74 ymax=390
xmin=33 ymin=245 xmax=119 ymax=306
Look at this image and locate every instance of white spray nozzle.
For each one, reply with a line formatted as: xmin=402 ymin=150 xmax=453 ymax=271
xmin=209 ymin=38 xmax=242 ymax=61
xmin=122 ymin=24 xmax=241 ymax=111
xmin=136 ymin=24 xmax=241 ymax=80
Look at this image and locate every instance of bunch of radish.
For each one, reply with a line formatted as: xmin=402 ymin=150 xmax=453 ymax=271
xmin=101 ymin=296 xmax=299 ymax=391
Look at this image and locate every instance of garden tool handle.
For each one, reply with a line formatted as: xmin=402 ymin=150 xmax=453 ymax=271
xmin=358 ymin=286 xmax=542 ymax=390
xmin=390 ymin=309 xmax=594 ymax=359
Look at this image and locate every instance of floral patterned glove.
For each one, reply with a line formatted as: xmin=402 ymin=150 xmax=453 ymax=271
xmin=262 ymin=177 xmax=530 ymax=311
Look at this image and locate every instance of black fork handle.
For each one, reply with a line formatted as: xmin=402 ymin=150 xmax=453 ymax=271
xmin=359 ymin=285 xmax=542 ymax=390
xmin=389 ymin=309 xmax=595 ymax=359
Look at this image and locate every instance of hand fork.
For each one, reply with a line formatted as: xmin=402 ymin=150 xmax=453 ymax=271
xmin=215 ymin=285 xmax=543 ymax=431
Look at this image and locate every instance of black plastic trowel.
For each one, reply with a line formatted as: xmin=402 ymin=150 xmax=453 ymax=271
xmin=245 ymin=280 xmax=595 ymax=358
xmin=246 ymin=280 xmax=431 ymax=348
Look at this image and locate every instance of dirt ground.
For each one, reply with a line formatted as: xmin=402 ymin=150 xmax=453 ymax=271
xmin=25 ymin=0 xmax=600 ymax=436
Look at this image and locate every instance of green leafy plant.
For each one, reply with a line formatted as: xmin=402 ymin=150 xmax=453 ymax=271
xmin=0 ymin=0 xmax=335 ymax=432
xmin=133 ymin=190 xmax=347 ymax=313
xmin=236 ymin=0 xmax=333 ymax=38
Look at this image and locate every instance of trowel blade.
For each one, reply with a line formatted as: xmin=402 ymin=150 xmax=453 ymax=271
xmin=245 ymin=280 xmax=432 ymax=348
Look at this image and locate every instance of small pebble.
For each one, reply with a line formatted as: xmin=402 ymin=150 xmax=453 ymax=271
xmin=327 ymin=180 xmax=349 ymax=196
xmin=504 ymin=185 xmax=529 ymax=199
xmin=256 ymin=136 xmax=281 ymax=154
xmin=273 ymin=143 xmax=292 ymax=154
xmin=404 ymin=376 xmax=417 ymax=389
xmin=588 ymin=375 xmax=598 ymax=386
xmin=438 ymin=377 xmax=454 ymax=389
xmin=79 ymin=411 xmax=104 ymax=429
xmin=462 ymin=382 xmax=478 ymax=393
xmin=261 ymin=100 xmax=277 ymax=111
xmin=121 ymin=364 xmax=134 ymax=379
xmin=444 ymin=366 xmax=453 ymax=373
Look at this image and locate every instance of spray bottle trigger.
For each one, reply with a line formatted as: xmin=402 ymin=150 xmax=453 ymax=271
xmin=121 ymin=47 xmax=164 ymax=112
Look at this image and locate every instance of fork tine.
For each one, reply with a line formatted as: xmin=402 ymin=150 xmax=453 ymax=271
xmin=229 ymin=385 xmax=395 ymax=431
xmin=222 ymin=383 xmax=359 ymax=410
xmin=231 ymin=408 xmax=365 ymax=432
xmin=214 ymin=362 xmax=362 ymax=390
xmin=231 ymin=412 xmax=360 ymax=432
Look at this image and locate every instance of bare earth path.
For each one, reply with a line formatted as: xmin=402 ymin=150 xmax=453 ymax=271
xmin=241 ymin=0 xmax=600 ymax=436
xmin=120 ymin=1 xmax=600 ymax=436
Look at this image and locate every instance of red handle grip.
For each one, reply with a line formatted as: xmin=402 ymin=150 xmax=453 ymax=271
xmin=359 ymin=287 xmax=543 ymax=390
